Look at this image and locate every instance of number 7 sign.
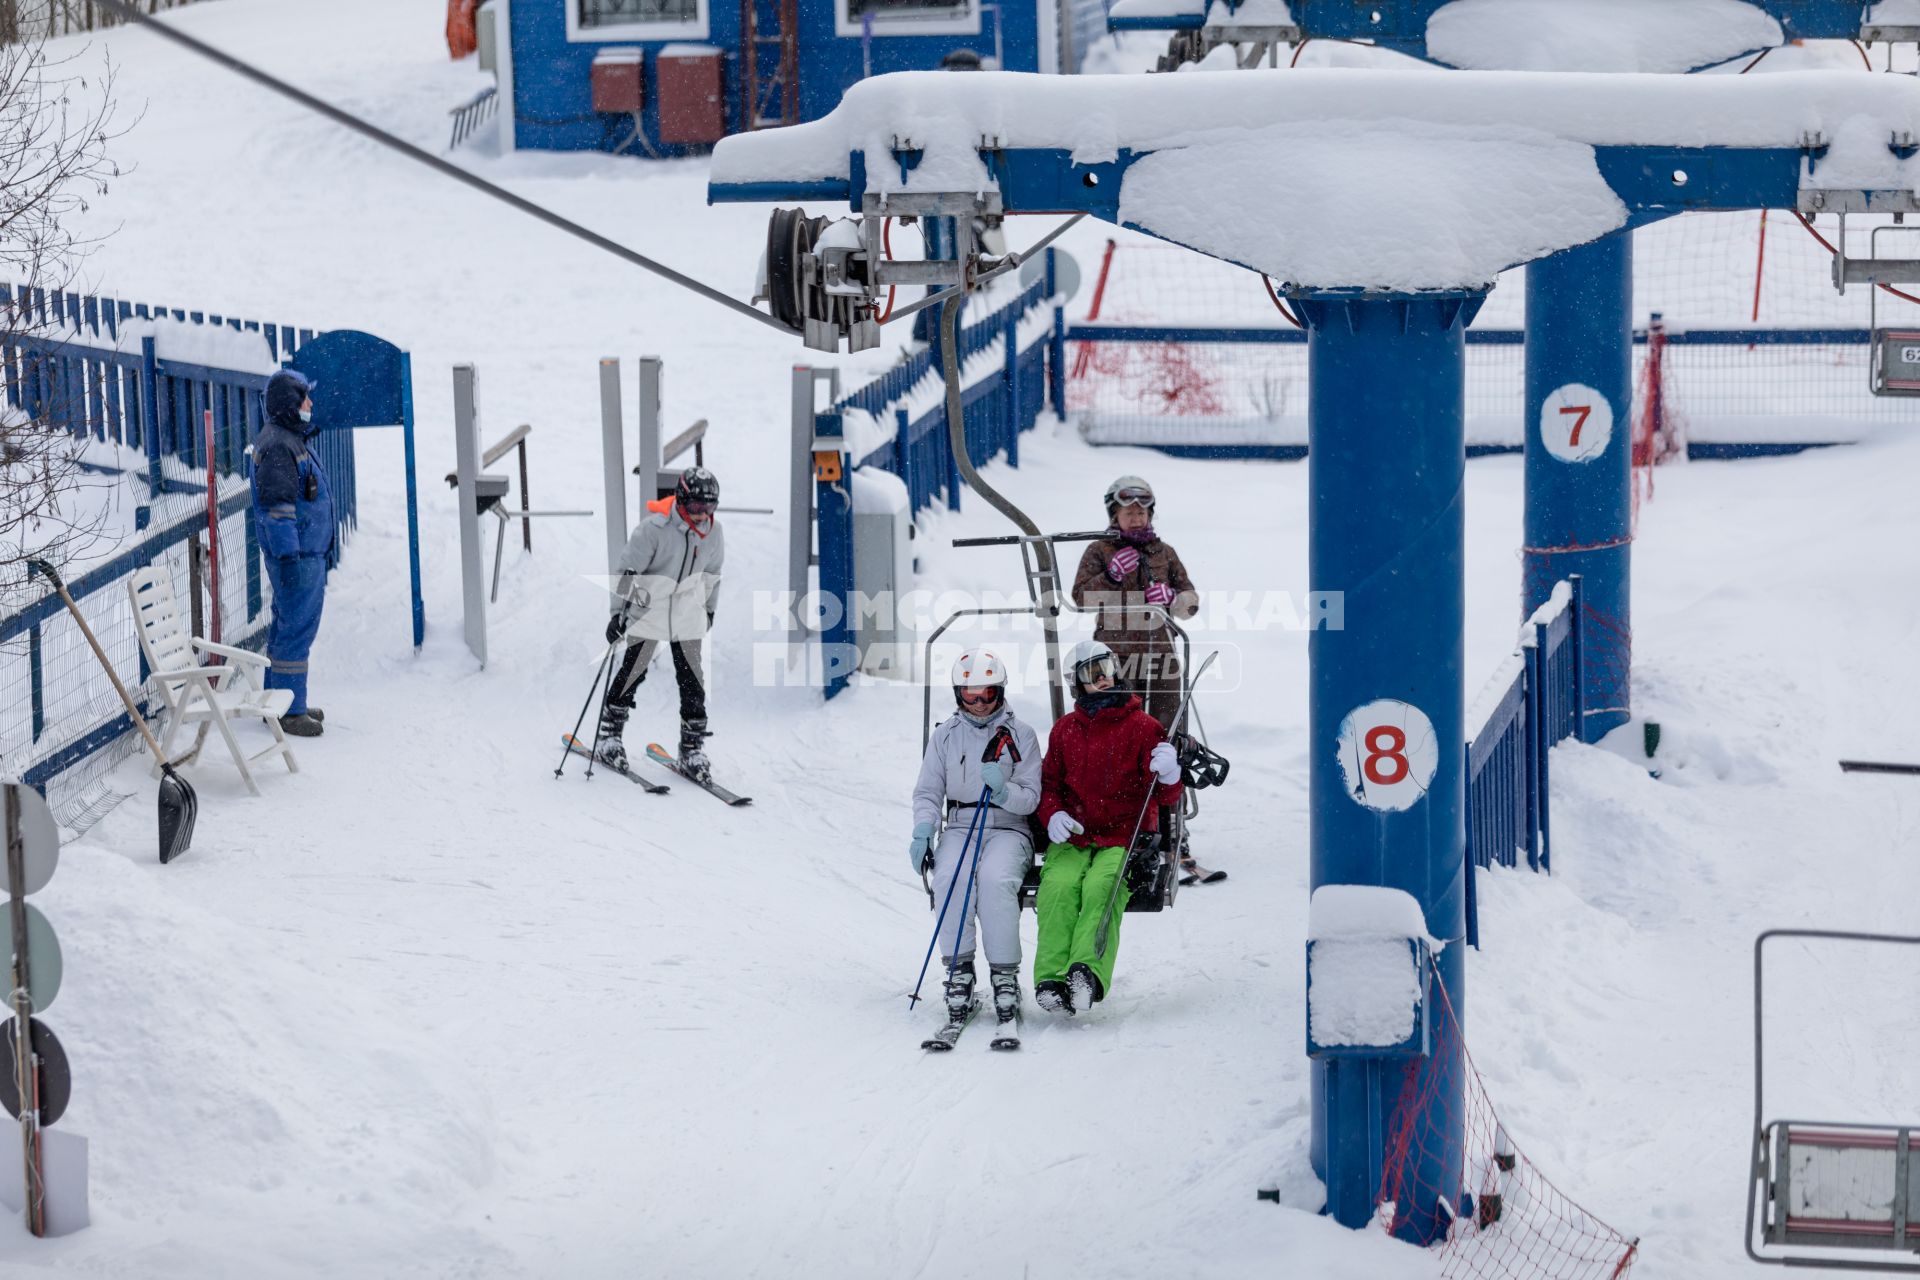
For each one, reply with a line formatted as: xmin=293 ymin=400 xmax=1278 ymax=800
xmin=1540 ymin=383 xmax=1613 ymax=464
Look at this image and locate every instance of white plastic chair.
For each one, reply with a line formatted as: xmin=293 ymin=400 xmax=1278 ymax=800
xmin=127 ymin=564 xmax=297 ymax=796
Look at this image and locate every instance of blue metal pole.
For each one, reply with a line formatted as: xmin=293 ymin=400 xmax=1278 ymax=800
xmin=400 ymin=352 xmax=425 ymax=648
xmin=1523 ymin=231 xmax=1632 ymax=743
xmin=1297 ymin=288 xmax=1481 ymax=1244
xmin=814 ymin=410 xmax=856 ymax=699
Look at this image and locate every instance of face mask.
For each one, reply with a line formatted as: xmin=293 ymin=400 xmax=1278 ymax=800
xmin=298 ymin=408 xmax=313 ymax=424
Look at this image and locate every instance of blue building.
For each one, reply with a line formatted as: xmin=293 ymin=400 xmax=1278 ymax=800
xmin=489 ymin=0 xmax=1097 ymax=155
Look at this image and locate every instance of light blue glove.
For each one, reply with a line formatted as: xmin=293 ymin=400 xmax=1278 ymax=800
xmin=980 ymin=761 xmax=1009 ymax=805
xmin=908 ymin=821 xmax=935 ymax=876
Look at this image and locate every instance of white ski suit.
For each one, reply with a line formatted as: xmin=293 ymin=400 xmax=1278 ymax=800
xmin=913 ymin=705 xmax=1042 ymax=966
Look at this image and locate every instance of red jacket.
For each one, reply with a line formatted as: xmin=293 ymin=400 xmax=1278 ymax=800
xmin=1039 ymin=695 xmax=1183 ymax=850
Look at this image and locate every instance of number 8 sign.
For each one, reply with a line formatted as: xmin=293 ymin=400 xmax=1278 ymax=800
xmin=1336 ymin=700 xmax=1439 ymax=812
xmin=1540 ymin=382 xmax=1613 ymax=464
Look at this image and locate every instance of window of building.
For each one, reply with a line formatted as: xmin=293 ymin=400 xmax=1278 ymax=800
xmin=837 ymin=0 xmax=978 ymax=36
xmin=570 ymin=0 xmax=707 ymax=40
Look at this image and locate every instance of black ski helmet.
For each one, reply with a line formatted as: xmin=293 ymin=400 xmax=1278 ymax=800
xmin=676 ymin=466 xmax=720 ymax=508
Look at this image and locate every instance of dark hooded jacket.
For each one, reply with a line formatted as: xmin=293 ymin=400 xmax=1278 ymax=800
xmin=251 ymin=369 xmax=336 ymax=564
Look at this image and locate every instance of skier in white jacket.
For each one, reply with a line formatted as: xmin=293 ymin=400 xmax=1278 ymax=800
xmin=600 ymin=467 xmax=725 ymax=781
xmin=911 ymin=649 xmax=1042 ymax=1031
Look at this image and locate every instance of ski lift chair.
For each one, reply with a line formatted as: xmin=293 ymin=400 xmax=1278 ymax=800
xmin=918 ymin=577 xmax=1216 ymax=917
xmin=1746 ymin=928 xmax=1920 ymax=1272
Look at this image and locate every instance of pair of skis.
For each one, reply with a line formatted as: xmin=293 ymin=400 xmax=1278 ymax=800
xmin=922 ymin=1000 xmax=1021 ymax=1052
xmin=560 ymin=735 xmax=753 ymax=806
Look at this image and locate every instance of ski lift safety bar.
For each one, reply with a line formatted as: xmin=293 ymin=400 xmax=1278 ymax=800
xmin=1747 ymin=928 xmax=1920 ymax=1272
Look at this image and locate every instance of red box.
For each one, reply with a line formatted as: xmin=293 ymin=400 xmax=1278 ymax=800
xmin=591 ymin=48 xmax=646 ymax=115
xmin=656 ymin=46 xmax=726 ymax=144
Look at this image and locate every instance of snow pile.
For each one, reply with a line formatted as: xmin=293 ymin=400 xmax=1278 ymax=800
xmin=1306 ymin=886 xmax=1433 ymax=1049
xmin=1869 ymin=0 xmax=1920 ymax=25
xmin=1117 ymin=121 xmax=1624 ymax=289
xmin=1109 ymin=0 xmax=1204 ymax=21
xmin=49 ymin=314 xmax=281 ymax=376
xmin=1427 ymin=0 xmax=1782 ymax=73
xmin=1205 ymin=0 xmax=1293 ymax=26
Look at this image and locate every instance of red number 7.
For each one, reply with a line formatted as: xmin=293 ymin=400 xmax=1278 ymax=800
xmin=1559 ymin=404 xmax=1592 ymax=446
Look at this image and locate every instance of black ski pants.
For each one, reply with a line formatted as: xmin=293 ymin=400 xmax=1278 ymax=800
xmin=606 ymin=637 xmax=707 ymax=730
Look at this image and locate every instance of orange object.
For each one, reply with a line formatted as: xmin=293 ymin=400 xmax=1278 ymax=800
xmin=646 ymin=494 xmax=676 ymax=516
xmin=447 ymin=0 xmax=478 ymax=59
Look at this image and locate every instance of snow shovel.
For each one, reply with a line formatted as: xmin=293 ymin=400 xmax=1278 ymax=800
xmin=27 ymin=559 xmax=198 ymax=864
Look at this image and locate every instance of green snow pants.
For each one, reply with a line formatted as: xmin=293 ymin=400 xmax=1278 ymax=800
xmin=1033 ymin=842 xmax=1130 ymax=997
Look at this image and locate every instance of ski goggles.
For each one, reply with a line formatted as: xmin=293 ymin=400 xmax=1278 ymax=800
xmin=957 ymin=686 xmax=1002 ymax=707
xmin=679 ymin=498 xmax=716 ymax=516
xmin=1074 ymin=654 xmax=1117 ymax=686
xmin=1110 ymin=487 xmax=1154 ymax=508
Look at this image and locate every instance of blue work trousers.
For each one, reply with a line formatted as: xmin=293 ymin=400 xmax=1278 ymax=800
xmin=264 ymin=554 xmax=328 ymax=715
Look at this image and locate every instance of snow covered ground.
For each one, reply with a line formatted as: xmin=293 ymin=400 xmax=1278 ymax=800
xmin=3 ymin=2 xmax=1916 ymax=1276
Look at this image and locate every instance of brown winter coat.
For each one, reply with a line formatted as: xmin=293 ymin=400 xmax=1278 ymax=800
xmin=1072 ymin=533 xmax=1199 ymax=725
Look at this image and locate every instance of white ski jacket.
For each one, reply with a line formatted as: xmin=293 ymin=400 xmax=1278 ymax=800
xmin=913 ymin=706 xmax=1042 ymax=838
xmin=615 ymin=509 xmax=724 ymax=642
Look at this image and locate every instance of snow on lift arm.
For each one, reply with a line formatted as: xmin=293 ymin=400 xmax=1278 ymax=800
xmin=89 ymin=0 xmax=790 ymax=335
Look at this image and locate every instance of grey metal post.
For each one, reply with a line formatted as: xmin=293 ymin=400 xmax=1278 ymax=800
xmin=452 ymin=364 xmax=487 ymax=668
xmin=599 ymin=358 xmax=627 ymax=579
xmin=789 ymin=365 xmax=814 ymax=653
xmin=637 ymin=355 xmax=663 ymax=502
xmin=1058 ymin=0 xmax=1076 ymax=75
xmin=6 ymin=788 xmax=42 ymax=1237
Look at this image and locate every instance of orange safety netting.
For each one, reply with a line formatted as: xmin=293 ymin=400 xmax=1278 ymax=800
xmin=1377 ymin=977 xmax=1639 ymax=1279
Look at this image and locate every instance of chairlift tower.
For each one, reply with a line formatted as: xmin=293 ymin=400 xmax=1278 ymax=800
xmin=709 ymin=67 xmax=1920 ymax=1244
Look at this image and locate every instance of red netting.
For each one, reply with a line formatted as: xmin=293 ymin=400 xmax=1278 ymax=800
xmin=1377 ymin=977 xmax=1639 ymax=1279
xmin=1629 ymin=320 xmax=1686 ymax=521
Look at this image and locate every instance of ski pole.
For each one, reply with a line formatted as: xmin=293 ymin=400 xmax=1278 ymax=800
xmin=908 ymin=791 xmax=989 ymax=1010
xmin=555 ymin=644 xmax=617 ymax=778
xmin=1093 ymin=650 xmax=1218 ymax=960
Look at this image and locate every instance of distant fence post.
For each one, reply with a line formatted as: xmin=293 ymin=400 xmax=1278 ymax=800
xmin=139 ymin=335 xmax=163 ymax=498
xmin=1569 ymin=572 xmax=1589 ymax=744
xmin=1523 ymin=638 xmax=1542 ymax=873
xmin=1002 ymin=304 xmax=1020 ymax=468
xmin=894 ymin=407 xmax=913 ymax=510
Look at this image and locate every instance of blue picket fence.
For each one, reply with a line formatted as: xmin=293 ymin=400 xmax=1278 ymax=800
xmin=0 ymin=283 xmax=357 ymax=551
xmin=1463 ymin=575 xmax=1585 ymax=948
xmin=838 ymin=269 xmax=1054 ymax=513
xmin=810 ymin=266 xmax=1060 ymax=698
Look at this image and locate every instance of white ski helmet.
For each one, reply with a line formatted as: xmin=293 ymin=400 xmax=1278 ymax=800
xmin=1104 ymin=475 xmax=1155 ymax=516
xmin=951 ymin=649 xmax=1008 ymax=713
xmin=1065 ymin=638 xmax=1117 ymax=695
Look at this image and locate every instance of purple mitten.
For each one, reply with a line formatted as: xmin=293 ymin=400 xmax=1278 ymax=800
xmin=1144 ymin=581 xmax=1176 ymax=606
xmin=1106 ymin=546 xmax=1142 ymax=581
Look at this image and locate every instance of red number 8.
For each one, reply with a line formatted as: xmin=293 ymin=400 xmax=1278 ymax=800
xmin=1364 ymin=724 xmax=1409 ymax=786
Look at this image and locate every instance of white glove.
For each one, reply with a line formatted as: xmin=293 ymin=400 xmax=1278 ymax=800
xmin=1150 ymin=741 xmax=1181 ymax=785
xmin=1046 ymin=811 xmax=1084 ymax=845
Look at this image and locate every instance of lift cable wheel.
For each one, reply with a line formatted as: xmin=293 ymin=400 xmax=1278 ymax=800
xmin=89 ymin=0 xmax=793 ymax=336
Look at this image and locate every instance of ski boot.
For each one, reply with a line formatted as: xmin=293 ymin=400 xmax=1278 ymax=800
xmin=1034 ymin=980 xmax=1072 ymax=1016
xmin=1068 ymin=962 xmax=1101 ymax=1013
xmin=943 ymin=957 xmax=978 ymax=1023
xmin=679 ymin=717 xmax=712 ymax=785
xmin=594 ymin=701 xmax=631 ymax=772
xmin=989 ymin=964 xmax=1021 ymax=1023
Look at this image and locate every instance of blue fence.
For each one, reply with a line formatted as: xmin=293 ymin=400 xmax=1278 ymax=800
xmin=1463 ymin=575 xmax=1585 ymax=948
xmin=1065 ymin=320 xmax=1907 ymax=460
xmin=811 ymin=267 xmax=1059 ymax=697
xmin=0 ymin=283 xmax=357 ymax=550
xmin=0 ymin=284 xmax=361 ymax=812
xmin=836 ymin=270 xmax=1054 ymax=513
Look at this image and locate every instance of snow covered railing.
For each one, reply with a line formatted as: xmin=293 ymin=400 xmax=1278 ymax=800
xmin=0 ymin=283 xmax=356 ymax=549
xmin=1066 ymin=322 xmax=1901 ymax=460
xmin=1462 ymin=577 xmax=1583 ymax=947
xmin=0 ymin=493 xmax=270 ymax=823
xmin=833 ymin=268 xmax=1055 ymax=519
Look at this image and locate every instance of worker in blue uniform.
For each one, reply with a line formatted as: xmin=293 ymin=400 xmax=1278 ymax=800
xmin=250 ymin=368 xmax=335 ymax=738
